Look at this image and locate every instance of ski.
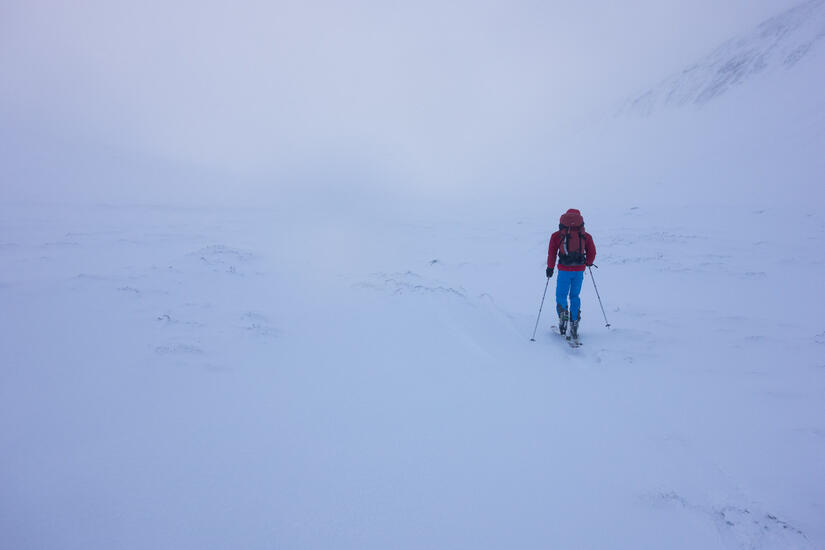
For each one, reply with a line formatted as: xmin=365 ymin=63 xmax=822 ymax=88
xmin=552 ymin=326 xmax=583 ymax=348
xmin=566 ymin=335 xmax=583 ymax=348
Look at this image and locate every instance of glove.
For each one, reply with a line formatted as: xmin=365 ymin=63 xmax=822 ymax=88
xmin=546 ymin=267 xmax=554 ymax=278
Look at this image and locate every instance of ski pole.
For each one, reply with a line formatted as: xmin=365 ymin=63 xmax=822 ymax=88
xmin=530 ymin=276 xmax=550 ymax=341
xmin=588 ymin=265 xmax=611 ymax=328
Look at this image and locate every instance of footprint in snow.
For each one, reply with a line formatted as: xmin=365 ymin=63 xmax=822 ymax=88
xmin=155 ymin=313 xmax=206 ymax=328
xmin=154 ymin=343 xmax=204 ymax=355
xmin=192 ymin=244 xmax=255 ymax=263
xmin=650 ymin=492 xmax=812 ymax=550
xmin=187 ymin=244 xmax=256 ymax=275
xmin=117 ymin=286 xmax=141 ymax=295
xmin=240 ymin=311 xmax=278 ymax=337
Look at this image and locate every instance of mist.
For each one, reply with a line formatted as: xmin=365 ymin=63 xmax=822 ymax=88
xmin=0 ymin=0 xmax=802 ymax=206
xmin=4 ymin=3 xmax=825 ymax=548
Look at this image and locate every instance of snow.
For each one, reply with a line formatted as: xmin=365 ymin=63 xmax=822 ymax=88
xmin=1 ymin=198 xmax=823 ymax=549
xmin=3 ymin=2 xmax=825 ymax=549
xmin=621 ymin=0 xmax=825 ymax=115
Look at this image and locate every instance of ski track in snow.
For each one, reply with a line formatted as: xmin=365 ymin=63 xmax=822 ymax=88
xmin=1 ymin=203 xmax=824 ymax=550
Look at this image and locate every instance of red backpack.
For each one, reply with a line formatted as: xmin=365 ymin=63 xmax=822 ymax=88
xmin=559 ymin=209 xmax=586 ymax=266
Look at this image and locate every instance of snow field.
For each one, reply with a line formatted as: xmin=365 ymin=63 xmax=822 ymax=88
xmin=1 ymin=201 xmax=823 ymax=549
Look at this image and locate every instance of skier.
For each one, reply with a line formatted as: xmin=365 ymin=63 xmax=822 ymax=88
xmin=546 ymin=209 xmax=596 ymax=340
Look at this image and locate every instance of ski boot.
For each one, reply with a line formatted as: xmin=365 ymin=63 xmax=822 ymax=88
xmin=570 ymin=311 xmax=581 ymax=340
xmin=556 ymin=304 xmax=569 ymax=335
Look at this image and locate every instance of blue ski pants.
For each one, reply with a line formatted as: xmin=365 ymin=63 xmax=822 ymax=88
xmin=555 ymin=269 xmax=584 ymax=320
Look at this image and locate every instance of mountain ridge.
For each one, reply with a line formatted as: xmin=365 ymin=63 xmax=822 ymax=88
xmin=621 ymin=0 xmax=825 ymax=116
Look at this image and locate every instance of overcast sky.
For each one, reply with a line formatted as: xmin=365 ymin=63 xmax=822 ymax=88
xmin=0 ymin=0 xmax=801 ymax=203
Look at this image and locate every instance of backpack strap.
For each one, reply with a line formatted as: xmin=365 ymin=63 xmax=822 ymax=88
xmin=562 ymin=227 xmax=570 ymax=255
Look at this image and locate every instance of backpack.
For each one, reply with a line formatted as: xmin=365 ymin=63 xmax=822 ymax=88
xmin=558 ymin=224 xmax=587 ymax=266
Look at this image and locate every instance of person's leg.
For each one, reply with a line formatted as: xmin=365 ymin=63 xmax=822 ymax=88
xmin=555 ymin=270 xmax=572 ymax=315
xmin=569 ymin=271 xmax=584 ymax=321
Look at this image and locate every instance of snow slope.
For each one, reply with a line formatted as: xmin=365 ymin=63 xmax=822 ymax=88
xmin=2 ymin=2 xmax=825 ymax=549
xmin=621 ymin=0 xmax=825 ymax=116
xmin=522 ymin=0 xmax=825 ymax=212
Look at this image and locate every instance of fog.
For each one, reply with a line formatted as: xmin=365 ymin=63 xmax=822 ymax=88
xmin=3 ymin=6 xmax=825 ymax=547
xmin=0 ymin=0 xmax=800 ymax=205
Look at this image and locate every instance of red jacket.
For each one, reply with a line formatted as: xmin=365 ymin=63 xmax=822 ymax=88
xmin=547 ymin=229 xmax=596 ymax=272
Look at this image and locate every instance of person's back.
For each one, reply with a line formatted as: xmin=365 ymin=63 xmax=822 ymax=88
xmin=546 ymin=209 xmax=596 ymax=339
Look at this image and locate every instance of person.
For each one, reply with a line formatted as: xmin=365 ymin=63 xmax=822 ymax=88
xmin=546 ymin=209 xmax=596 ymax=339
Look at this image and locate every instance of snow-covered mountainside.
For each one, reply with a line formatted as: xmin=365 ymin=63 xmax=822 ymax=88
xmin=621 ymin=0 xmax=825 ymax=116
xmin=537 ymin=0 xmax=825 ymax=212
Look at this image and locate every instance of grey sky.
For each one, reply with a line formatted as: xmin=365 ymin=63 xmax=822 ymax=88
xmin=0 ymin=0 xmax=800 ymax=201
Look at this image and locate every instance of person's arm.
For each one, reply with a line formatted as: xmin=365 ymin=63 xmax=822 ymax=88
xmin=547 ymin=233 xmax=560 ymax=269
xmin=585 ymin=233 xmax=596 ymax=266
